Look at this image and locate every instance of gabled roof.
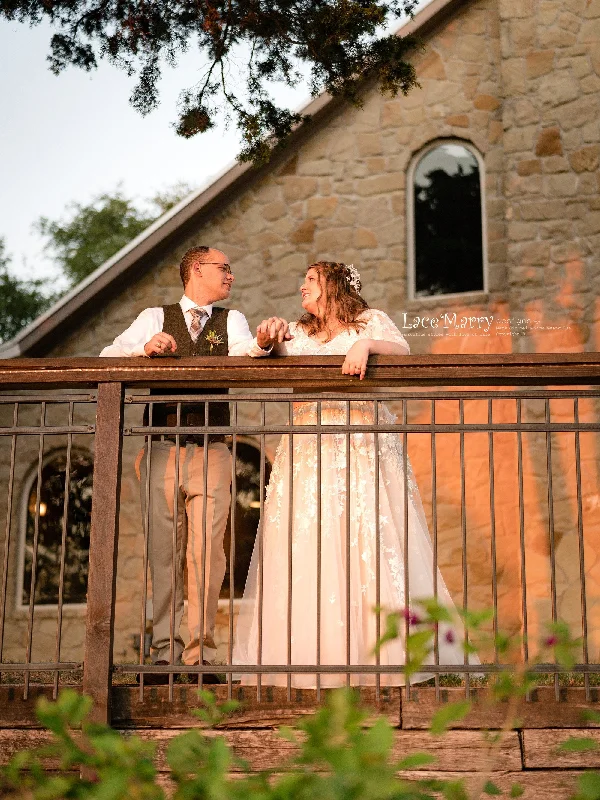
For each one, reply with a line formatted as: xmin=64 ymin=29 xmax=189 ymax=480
xmin=1 ymin=0 xmax=465 ymax=358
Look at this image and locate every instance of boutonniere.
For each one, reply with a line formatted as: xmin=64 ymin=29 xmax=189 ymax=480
xmin=205 ymin=330 xmax=224 ymax=353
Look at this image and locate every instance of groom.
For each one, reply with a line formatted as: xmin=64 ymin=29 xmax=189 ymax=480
xmin=100 ymin=246 xmax=290 ymax=683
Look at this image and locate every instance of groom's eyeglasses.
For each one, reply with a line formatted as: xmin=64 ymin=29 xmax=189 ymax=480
xmin=203 ymin=262 xmax=233 ymax=275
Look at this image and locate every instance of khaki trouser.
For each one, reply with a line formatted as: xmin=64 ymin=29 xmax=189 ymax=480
xmin=139 ymin=441 xmax=232 ymax=664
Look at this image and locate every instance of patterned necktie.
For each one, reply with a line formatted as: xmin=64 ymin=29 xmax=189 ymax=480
xmin=189 ymin=307 xmax=208 ymax=342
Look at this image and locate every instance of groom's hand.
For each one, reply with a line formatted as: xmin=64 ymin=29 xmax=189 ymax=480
xmin=144 ymin=332 xmax=177 ymax=356
xmin=256 ymin=317 xmax=292 ymax=349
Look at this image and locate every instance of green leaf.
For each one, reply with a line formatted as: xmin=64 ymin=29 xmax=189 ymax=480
xmin=374 ymin=611 xmax=400 ymax=655
xmin=558 ymin=737 xmax=599 ymax=752
xmin=484 ymin=780 xmax=502 ymax=795
xmin=443 ymin=779 xmax=469 ymax=800
xmin=278 ymin=725 xmax=297 ymax=743
xmin=397 ymin=752 xmax=437 ymax=769
xmin=407 ymin=629 xmax=436 ymax=652
xmin=32 ymin=774 xmax=74 ymax=799
xmin=494 ymin=633 xmax=512 ymax=655
xmin=510 ymin=783 xmax=524 ymax=797
xmin=575 ymin=771 xmax=600 ymax=800
xmin=363 ymin=717 xmax=394 ymax=756
xmin=457 ymin=608 xmax=494 ymax=630
xmin=430 ymin=701 xmax=472 ymax=735
xmin=420 ymin=597 xmax=454 ymax=624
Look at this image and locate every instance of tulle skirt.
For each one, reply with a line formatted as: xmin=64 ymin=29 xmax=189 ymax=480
xmin=233 ymin=401 xmax=476 ymax=687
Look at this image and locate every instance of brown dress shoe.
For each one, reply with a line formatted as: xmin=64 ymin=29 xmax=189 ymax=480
xmin=138 ymin=660 xmax=176 ymax=686
xmin=187 ymin=660 xmax=223 ymax=684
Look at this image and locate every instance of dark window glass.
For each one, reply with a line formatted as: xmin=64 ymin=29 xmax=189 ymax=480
xmin=221 ymin=441 xmax=272 ymax=599
xmin=414 ymin=143 xmax=484 ymax=296
xmin=22 ymin=452 xmax=93 ymax=605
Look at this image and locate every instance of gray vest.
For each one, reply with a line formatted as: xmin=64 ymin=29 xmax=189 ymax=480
xmin=148 ymin=304 xmax=230 ymax=435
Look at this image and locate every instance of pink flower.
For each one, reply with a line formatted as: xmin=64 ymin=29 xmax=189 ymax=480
xmin=402 ymin=607 xmax=422 ymax=626
xmin=544 ymin=635 xmax=558 ymax=647
xmin=444 ymin=629 xmax=455 ymax=644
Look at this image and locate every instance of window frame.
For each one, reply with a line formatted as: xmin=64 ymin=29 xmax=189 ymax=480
xmin=16 ymin=447 xmax=93 ymax=615
xmin=406 ymin=138 xmax=489 ymax=302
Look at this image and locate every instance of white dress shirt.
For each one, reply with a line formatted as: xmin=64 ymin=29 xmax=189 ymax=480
xmin=99 ymin=295 xmax=269 ymax=357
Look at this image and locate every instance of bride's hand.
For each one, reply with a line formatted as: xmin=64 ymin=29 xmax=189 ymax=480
xmin=342 ymin=340 xmax=371 ymax=380
xmin=256 ymin=317 xmax=293 ymax=349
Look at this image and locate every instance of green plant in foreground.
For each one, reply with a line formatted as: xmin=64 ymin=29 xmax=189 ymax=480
xmin=2 ymin=603 xmax=599 ymax=800
xmin=1 ymin=690 xmax=161 ymax=799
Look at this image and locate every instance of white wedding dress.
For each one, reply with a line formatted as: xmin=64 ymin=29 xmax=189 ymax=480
xmin=233 ymin=309 xmax=473 ymax=687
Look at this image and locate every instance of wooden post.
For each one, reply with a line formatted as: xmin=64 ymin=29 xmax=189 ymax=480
xmin=83 ymin=382 xmax=124 ymax=725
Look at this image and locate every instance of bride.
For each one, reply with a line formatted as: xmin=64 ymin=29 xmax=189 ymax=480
xmin=234 ymin=261 xmax=471 ymax=687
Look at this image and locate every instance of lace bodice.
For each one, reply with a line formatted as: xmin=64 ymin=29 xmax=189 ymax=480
xmin=276 ymin=308 xmax=410 ymax=356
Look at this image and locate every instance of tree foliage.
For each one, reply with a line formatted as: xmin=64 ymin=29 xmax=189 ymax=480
xmin=35 ymin=183 xmax=193 ymax=287
xmin=0 ymin=239 xmax=56 ymax=344
xmin=0 ymin=0 xmax=419 ymax=162
xmin=0 ymin=182 xmax=192 ymax=345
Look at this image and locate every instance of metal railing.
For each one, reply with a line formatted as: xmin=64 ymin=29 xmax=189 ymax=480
xmin=0 ymin=353 xmax=598 ymax=724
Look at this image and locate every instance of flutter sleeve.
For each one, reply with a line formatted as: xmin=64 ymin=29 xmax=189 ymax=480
xmin=362 ymin=309 xmax=410 ymax=354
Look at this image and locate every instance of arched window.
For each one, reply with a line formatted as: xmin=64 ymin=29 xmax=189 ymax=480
xmin=20 ymin=451 xmax=93 ymax=606
xmin=408 ymin=141 xmax=486 ymax=298
xmin=221 ymin=441 xmax=272 ymax=599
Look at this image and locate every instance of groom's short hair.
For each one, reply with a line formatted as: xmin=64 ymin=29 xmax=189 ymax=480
xmin=180 ymin=246 xmax=211 ymax=286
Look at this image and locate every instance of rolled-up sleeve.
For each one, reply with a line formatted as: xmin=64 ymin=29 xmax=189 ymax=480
xmin=227 ymin=310 xmax=272 ymax=357
xmin=99 ymin=308 xmax=163 ymax=357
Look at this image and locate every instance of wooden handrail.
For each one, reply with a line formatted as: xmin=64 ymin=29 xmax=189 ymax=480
xmin=0 ymin=353 xmax=599 ymax=389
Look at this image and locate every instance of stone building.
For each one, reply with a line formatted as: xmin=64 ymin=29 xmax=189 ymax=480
xmin=0 ymin=0 xmax=598 ymax=670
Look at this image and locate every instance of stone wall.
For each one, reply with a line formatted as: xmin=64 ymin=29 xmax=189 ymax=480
xmin=499 ymin=0 xmax=600 ymax=355
xmin=496 ymin=0 xmax=600 ymax=654
xmin=2 ymin=0 xmax=599 ymax=671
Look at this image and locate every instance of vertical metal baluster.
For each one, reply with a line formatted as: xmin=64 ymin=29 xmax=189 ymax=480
xmin=516 ymin=400 xmax=529 ymax=679
xmin=139 ymin=403 xmax=154 ymax=698
xmin=316 ymin=400 xmax=322 ymax=701
xmin=198 ymin=400 xmax=210 ymax=690
xmin=488 ymin=399 xmax=499 ymax=665
xmin=24 ymin=403 xmax=46 ymax=699
xmin=403 ymin=400 xmax=410 ymax=701
xmin=573 ymin=399 xmax=590 ymax=701
xmin=459 ymin=400 xmax=469 ymax=699
xmin=228 ymin=402 xmax=238 ymax=700
xmin=257 ymin=402 xmax=265 ymax=702
xmin=0 ymin=403 xmax=19 ymax=681
xmin=431 ymin=400 xmax=440 ymax=701
xmin=374 ymin=400 xmax=381 ymax=700
xmin=346 ymin=399 xmax=351 ymax=689
xmin=287 ymin=401 xmax=294 ymax=701
xmin=545 ymin=400 xmax=559 ymax=701
xmin=53 ymin=403 xmax=74 ymax=699
xmin=168 ymin=402 xmax=182 ymax=700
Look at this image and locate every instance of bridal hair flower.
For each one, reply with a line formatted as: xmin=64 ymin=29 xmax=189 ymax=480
xmin=205 ymin=330 xmax=224 ymax=353
xmin=344 ymin=263 xmax=361 ymax=292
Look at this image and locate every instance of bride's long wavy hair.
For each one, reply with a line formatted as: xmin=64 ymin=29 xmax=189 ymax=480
xmin=297 ymin=261 xmax=369 ymax=337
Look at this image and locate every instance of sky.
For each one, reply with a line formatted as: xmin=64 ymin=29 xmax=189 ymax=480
xmin=0 ymin=20 xmax=307 ymax=285
xmin=0 ymin=7 xmax=424 ymax=288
